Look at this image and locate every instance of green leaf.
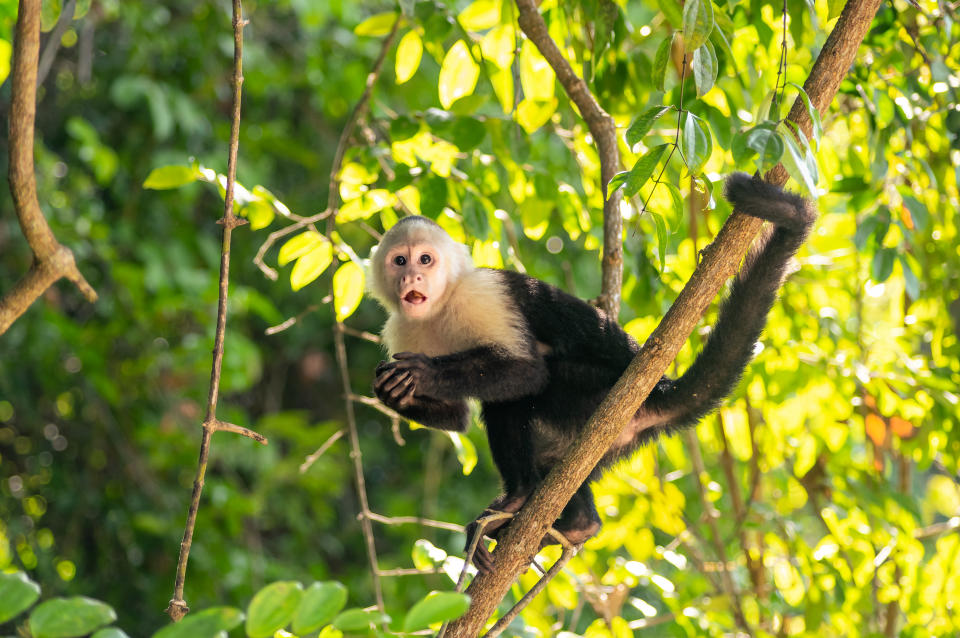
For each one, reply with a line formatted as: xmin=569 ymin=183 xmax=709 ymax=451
xmin=279 ymin=231 xmax=326 ymax=267
xmin=623 ymin=144 xmax=670 ymax=198
xmin=0 ymin=572 xmax=40 ymax=623
xmin=691 ymin=42 xmax=717 ymax=97
xmin=292 ymin=582 xmax=348 ymax=635
xmin=625 ymin=105 xmax=672 ymax=148
xmin=898 ymin=254 xmax=920 ymax=299
xmin=789 ymin=82 xmax=823 ymax=146
xmin=355 ymin=12 xmax=399 ymax=37
xmin=331 ymin=608 xmax=390 ymax=632
xmin=901 ymin=195 xmax=929 ymax=230
xmin=608 ymin=171 xmax=630 ymax=193
xmin=650 ymin=211 xmax=668 ymax=272
xmin=652 ymin=35 xmax=673 ymax=92
xmin=663 ymin=181 xmax=684 ymax=223
xmin=290 ymin=242 xmax=334 ymax=291
xmin=395 ymin=30 xmax=423 ymax=84
xmin=29 ymin=597 xmax=116 ymax=638
xmin=244 ymin=199 xmax=275 ymax=231
xmin=682 ymin=0 xmax=714 ymax=53
xmin=143 ymin=165 xmax=200 ymax=190
xmin=91 ymin=629 xmax=130 ymax=638
xmin=438 ymin=40 xmax=480 ymax=109
xmin=412 ymin=539 xmax=449 ymax=571
xmin=743 ymin=124 xmax=784 ymax=170
xmin=450 ymin=117 xmax=486 ymax=152
xmin=245 ymin=581 xmax=303 ymax=638
xmin=150 ymin=607 xmax=244 ymax=638
xmin=682 ymin=113 xmax=712 ymax=174
xmin=333 ymin=261 xmax=365 ymax=321
xmin=459 ymin=0 xmax=500 ymax=31
xmin=448 ymin=431 xmax=477 ymax=474
xmin=871 ymin=247 xmax=896 ymax=282
xmin=402 ymin=592 xmax=471 ymax=632
xmin=391 ymin=115 xmax=421 ymax=141
xmin=41 ymin=0 xmax=62 ymax=32
xmin=777 ymin=123 xmax=817 ymax=196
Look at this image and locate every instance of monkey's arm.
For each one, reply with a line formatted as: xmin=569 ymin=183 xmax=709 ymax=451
xmin=375 ymin=347 xmax=548 ymax=404
xmin=374 ymin=361 xmax=470 ymax=431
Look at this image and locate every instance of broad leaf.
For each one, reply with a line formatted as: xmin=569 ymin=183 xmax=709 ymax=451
xmin=292 ymin=582 xmax=348 ymax=635
xmin=143 ymin=165 xmax=199 ymax=190
xmin=0 ymin=572 xmax=40 ymax=623
xmin=331 ymin=608 xmax=390 ymax=632
xmin=789 ymin=82 xmax=824 ymax=146
xmin=395 ymin=30 xmax=423 ymax=84
xmin=691 ymin=42 xmax=718 ymax=97
xmin=151 ymin=607 xmax=244 ymax=638
xmin=333 ymin=261 xmax=365 ymax=321
xmin=29 ymin=597 xmax=116 ymax=638
xmin=290 ymin=242 xmax=334 ymax=291
xmin=622 ymin=144 xmax=670 ymax=198
xmin=652 ymin=35 xmax=673 ymax=91
xmin=625 ymin=105 xmax=672 ymax=148
xmin=438 ymin=41 xmax=480 ymax=109
xmin=682 ymin=0 xmax=714 ymax=53
xmin=682 ymin=113 xmax=713 ymax=174
xmin=278 ymin=231 xmax=325 ymax=267
xmin=403 ymin=592 xmax=471 ymax=632
xmin=245 ymin=581 xmax=303 ymax=638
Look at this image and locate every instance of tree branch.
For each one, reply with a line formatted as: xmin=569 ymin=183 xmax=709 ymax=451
xmin=0 ymin=0 xmax=97 ymax=336
xmin=444 ymin=0 xmax=886 ymax=632
xmin=514 ymin=0 xmax=622 ymax=318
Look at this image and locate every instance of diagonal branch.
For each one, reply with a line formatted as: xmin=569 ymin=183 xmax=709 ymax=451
xmin=0 ymin=0 xmax=97 ymax=336
xmin=514 ymin=0 xmax=623 ymax=318
xmin=444 ymin=0 xmax=886 ymax=633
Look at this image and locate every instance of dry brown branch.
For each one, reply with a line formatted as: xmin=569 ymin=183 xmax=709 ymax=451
xmin=514 ymin=0 xmax=622 ymax=318
xmin=443 ymin=0 xmax=886 ymax=632
xmin=364 ymin=511 xmax=464 ymax=533
xmin=299 ymin=428 xmax=346 ymax=473
xmin=0 ymin=0 xmax=97 ymax=336
xmin=165 ymin=1 xmax=266 ymax=622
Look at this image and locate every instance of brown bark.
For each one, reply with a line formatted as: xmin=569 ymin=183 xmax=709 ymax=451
xmin=0 ymin=0 xmax=97 ymax=335
xmin=444 ymin=0 xmax=885 ymax=633
xmin=515 ymin=0 xmax=622 ymax=318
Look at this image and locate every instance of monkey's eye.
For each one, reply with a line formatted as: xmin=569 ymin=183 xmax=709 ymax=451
xmin=393 ymin=255 xmax=407 ymax=266
xmin=419 ymin=254 xmax=432 ymax=265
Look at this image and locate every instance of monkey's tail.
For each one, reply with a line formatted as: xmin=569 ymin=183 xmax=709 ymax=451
xmin=643 ymin=173 xmax=816 ymax=432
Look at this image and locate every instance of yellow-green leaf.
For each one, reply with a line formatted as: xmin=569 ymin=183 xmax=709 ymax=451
xmin=480 ymin=24 xmax=514 ymax=69
xmin=290 ymin=243 xmax=334 ymax=291
xmin=459 ymin=0 xmax=500 ymax=31
xmin=354 ymin=12 xmax=399 ymax=37
xmin=516 ymin=98 xmax=558 ymax=133
xmin=0 ymin=39 xmax=12 ymax=87
xmin=520 ymin=39 xmax=555 ymax=101
xmin=395 ymin=30 xmax=423 ymax=84
xmin=143 ymin=165 xmax=200 ymax=190
xmin=438 ymin=40 xmax=479 ymax=109
xmin=279 ymin=231 xmax=325 ymax=267
xmin=245 ymin=199 xmax=275 ymax=231
xmin=333 ymin=262 xmax=365 ymax=321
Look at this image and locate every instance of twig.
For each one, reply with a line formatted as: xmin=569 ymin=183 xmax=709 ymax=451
xmin=265 ymin=304 xmax=320 ymax=335
xmin=36 ymin=0 xmax=76 ymax=87
xmin=252 ymin=210 xmax=330 ymax=281
xmin=514 ymin=0 xmax=622 ymax=318
xmin=364 ymin=511 xmax=464 ymax=533
xmin=299 ymin=428 xmax=345 ymax=474
xmin=0 ymin=0 xmax=98 ymax=336
xmin=166 ymin=2 xmax=262 ymax=622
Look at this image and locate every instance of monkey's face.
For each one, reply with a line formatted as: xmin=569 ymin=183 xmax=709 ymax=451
xmin=383 ymin=240 xmax=448 ymax=320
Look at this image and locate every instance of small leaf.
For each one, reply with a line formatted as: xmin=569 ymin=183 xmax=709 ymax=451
xmin=650 ymin=211 xmax=668 ymax=272
xmin=29 ymin=597 xmax=116 ymax=638
xmin=291 ymin=242 xmax=335 ymax=291
xmin=91 ymin=629 xmax=130 ymax=638
xmin=292 ymin=582 xmax=348 ymax=635
xmin=623 ymin=144 xmax=670 ymax=198
xmin=450 ymin=117 xmax=486 ymax=152
xmin=333 ymin=261 xmax=365 ymax=321
xmin=459 ymin=0 xmax=500 ymax=31
xmin=898 ymin=254 xmax=920 ymax=300
xmin=448 ymin=431 xmax=477 ymax=474
xmin=279 ymin=231 xmax=326 ymax=267
xmin=150 ymin=607 xmax=244 ymax=638
xmin=331 ymin=608 xmax=390 ymax=632
xmin=438 ymin=40 xmax=480 ymax=109
xmin=0 ymin=572 xmax=40 ymax=623
xmin=244 ymin=199 xmax=275 ymax=231
xmin=682 ymin=113 xmax=712 ymax=174
xmin=871 ymin=247 xmax=896 ymax=283
xmin=691 ymin=42 xmax=717 ymax=97
xmin=41 ymin=0 xmax=62 ymax=32
xmin=682 ymin=0 xmax=714 ymax=53
xmin=652 ymin=35 xmax=673 ymax=92
xmin=516 ymin=98 xmax=558 ymax=133
xmin=395 ymin=30 xmax=423 ymax=84
xmin=608 ymin=171 xmax=630 ymax=193
xmin=143 ymin=165 xmax=199 ymax=190
xmin=245 ymin=581 xmax=304 ymax=638
xmin=625 ymin=105 xmax=672 ymax=148
xmin=412 ymin=540 xmax=448 ymax=571
xmin=789 ymin=82 xmax=823 ymax=146
xmin=403 ymin=592 xmax=471 ymax=632
xmin=480 ymin=24 xmax=515 ymax=69
xmin=900 ymin=195 xmax=929 ymax=230
xmin=354 ymin=12 xmax=399 ymax=37
xmin=744 ymin=124 xmax=784 ymax=170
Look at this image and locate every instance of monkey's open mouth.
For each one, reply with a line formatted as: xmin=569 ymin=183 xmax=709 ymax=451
xmin=404 ymin=291 xmax=427 ymax=304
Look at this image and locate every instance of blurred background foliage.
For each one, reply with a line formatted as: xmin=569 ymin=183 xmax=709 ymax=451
xmin=0 ymin=0 xmax=958 ymax=636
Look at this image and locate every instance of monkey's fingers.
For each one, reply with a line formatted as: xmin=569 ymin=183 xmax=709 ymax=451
xmin=380 ymin=370 xmax=412 ymax=395
xmin=396 ymin=380 xmax=417 ymax=408
xmin=472 ymin=542 xmax=496 ymax=574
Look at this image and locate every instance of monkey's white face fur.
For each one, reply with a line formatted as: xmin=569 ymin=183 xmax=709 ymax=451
xmin=369 ymin=217 xmax=473 ymax=321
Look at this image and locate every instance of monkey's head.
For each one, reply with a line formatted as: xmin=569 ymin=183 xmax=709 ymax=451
xmin=369 ymin=216 xmax=473 ymax=320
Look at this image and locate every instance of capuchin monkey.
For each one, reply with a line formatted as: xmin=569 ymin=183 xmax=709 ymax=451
xmin=369 ymin=173 xmax=816 ymax=572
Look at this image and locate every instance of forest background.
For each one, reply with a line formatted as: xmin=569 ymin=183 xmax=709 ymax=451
xmin=0 ymin=0 xmax=958 ymax=636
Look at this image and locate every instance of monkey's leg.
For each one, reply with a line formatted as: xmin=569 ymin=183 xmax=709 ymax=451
xmin=550 ymin=482 xmax=602 ymax=546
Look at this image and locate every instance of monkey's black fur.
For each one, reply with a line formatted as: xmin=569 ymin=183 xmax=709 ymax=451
xmin=374 ymin=173 xmax=815 ymax=567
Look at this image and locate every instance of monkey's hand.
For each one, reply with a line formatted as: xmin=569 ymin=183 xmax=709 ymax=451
xmin=374 ymin=353 xmax=440 ymax=409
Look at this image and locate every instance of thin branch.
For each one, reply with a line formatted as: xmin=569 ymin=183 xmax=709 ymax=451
xmin=166 ymin=1 xmax=252 ymax=622
xmin=514 ymin=0 xmax=622 ymax=317
xmin=0 ymin=0 xmax=97 ymax=336
xmin=444 ymin=0 xmax=887 ymax=632
xmin=299 ymin=428 xmax=345 ymax=474
xmin=36 ymin=0 xmax=76 ymax=87
xmin=364 ymin=511 xmax=464 ymax=533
